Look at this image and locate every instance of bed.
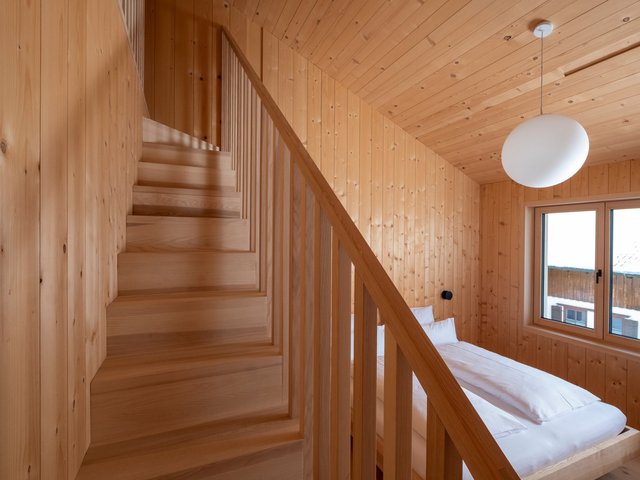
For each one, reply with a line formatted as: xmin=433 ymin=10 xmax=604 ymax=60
xmin=354 ymin=307 xmax=640 ymax=479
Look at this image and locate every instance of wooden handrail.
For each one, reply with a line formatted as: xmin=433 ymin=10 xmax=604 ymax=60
xmin=220 ymin=26 xmax=520 ymax=479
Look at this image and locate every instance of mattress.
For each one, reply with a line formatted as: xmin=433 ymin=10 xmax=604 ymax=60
xmin=368 ymin=345 xmax=627 ymax=479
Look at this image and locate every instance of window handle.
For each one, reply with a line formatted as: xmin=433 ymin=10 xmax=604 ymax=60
xmin=595 ymin=269 xmax=603 ymax=284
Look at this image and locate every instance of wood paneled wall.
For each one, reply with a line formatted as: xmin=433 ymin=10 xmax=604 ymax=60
xmin=0 ymin=1 xmax=144 ymax=478
xmin=479 ymin=161 xmax=640 ymax=428
xmin=212 ymin=5 xmax=481 ymax=342
xmin=119 ymin=0 xmax=146 ymax=84
xmin=144 ymin=0 xmax=222 ymax=146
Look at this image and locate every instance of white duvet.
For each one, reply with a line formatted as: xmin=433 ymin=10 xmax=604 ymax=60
xmin=374 ymin=357 xmax=527 ymax=440
xmin=369 ymin=341 xmax=627 ymax=479
xmin=437 ymin=342 xmax=599 ymax=423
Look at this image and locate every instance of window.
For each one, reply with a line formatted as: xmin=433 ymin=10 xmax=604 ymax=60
xmin=533 ymin=200 xmax=640 ymax=349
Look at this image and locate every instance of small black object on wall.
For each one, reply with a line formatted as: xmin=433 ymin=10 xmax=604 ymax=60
xmin=441 ymin=290 xmax=453 ymax=301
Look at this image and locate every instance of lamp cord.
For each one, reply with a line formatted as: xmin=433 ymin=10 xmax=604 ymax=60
xmin=540 ymin=33 xmax=544 ymax=115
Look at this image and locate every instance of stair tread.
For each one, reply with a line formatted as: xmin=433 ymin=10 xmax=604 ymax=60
xmin=117 ymin=284 xmax=259 ymax=297
xmin=127 ymin=214 xmax=247 ymax=224
xmin=143 ymin=142 xmax=229 ymax=157
xmin=133 ymin=184 xmax=240 ymax=198
xmin=143 ymin=117 xmax=220 ymax=151
xmin=109 ymin=288 xmax=266 ymax=304
xmin=78 ymin=411 xmax=300 ymax=480
xmin=93 ymin=342 xmax=281 ymax=394
xmin=140 ymin=159 xmax=231 ymax=172
xmin=137 ymin=161 xmax=236 ymax=191
xmin=142 ymin=143 xmax=231 ymax=170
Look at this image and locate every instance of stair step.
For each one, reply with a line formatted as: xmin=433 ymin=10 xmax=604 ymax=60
xmin=89 ymin=345 xmax=285 ymax=445
xmin=126 ymin=215 xmax=250 ymax=252
xmin=138 ymin=161 xmax=236 ymax=190
xmin=143 ymin=117 xmax=220 ymax=151
xmin=143 ymin=142 xmax=231 ymax=169
xmin=77 ymin=412 xmax=302 ymax=480
xmin=132 ymin=185 xmax=241 ymax=218
xmin=107 ymin=291 xmax=269 ymax=356
xmin=93 ymin=342 xmax=281 ymax=393
xmin=117 ymin=251 xmax=258 ymax=295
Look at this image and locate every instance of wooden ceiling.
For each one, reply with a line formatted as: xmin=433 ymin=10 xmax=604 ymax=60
xmin=228 ymin=0 xmax=640 ymax=184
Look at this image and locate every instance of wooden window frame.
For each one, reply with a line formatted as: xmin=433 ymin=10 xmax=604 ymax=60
xmin=528 ymin=198 xmax=640 ymax=354
xmin=604 ymin=198 xmax=640 ymax=350
xmin=533 ymin=202 xmax=604 ymax=341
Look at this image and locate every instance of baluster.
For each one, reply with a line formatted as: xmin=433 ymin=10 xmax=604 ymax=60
xmin=289 ymin=164 xmax=305 ymax=424
xmin=352 ymin=274 xmax=377 ymax=479
xmin=279 ymin=143 xmax=291 ymax=396
xmin=426 ymin=399 xmax=462 ymax=480
xmin=384 ymin=329 xmax=412 ymax=480
xmin=262 ymin=111 xmax=274 ymax=340
xmin=303 ymin=184 xmax=317 ymax=479
xmin=331 ymin=236 xmax=351 ymax=479
xmin=315 ymin=210 xmax=332 ymax=479
xmin=271 ymin=129 xmax=285 ymax=350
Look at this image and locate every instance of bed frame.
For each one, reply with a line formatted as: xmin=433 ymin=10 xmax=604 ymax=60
xmin=374 ymin=425 xmax=640 ymax=480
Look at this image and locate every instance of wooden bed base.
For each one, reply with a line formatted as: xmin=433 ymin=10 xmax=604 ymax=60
xmin=375 ymin=426 xmax=640 ymax=480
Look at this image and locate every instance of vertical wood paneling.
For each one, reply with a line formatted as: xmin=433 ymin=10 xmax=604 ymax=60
xmin=220 ymin=7 xmax=482 ymax=341
xmin=393 ymin=126 xmax=406 ymax=298
xmin=154 ymin=0 xmax=175 ymax=125
xmin=320 ymin=72 xmax=335 ymax=188
xmin=347 ymin=91 xmax=360 ymax=229
xmin=2 ymin=0 xmax=144 ymax=478
xmin=194 ymin=0 xmax=215 ymax=143
xmin=68 ymin=0 xmax=88 ymax=471
xmin=0 ymin=0 xmax=41 ymax=478
xmin=334 ymin=83 xmax=348 ymax=207
xmin=370 ymin=111 xmax=384 ymax=261
xmin=145 ymin=0 xmax=156 ymax=116
xmin=359 ymin=102 xmax=372 ymax=244
xmin=146 ymin=0 xmax=221 ymax=144
xmin=306 ymin=62 xmax=322 ymax=163
xmin=174 ymin=0 xmax=194 ymax=134
xmin=480 ymin=162 xmax=640 ymax=428
xmin=41 ymin=0 xmax=70 ymax=476
xmin=628 ymin=360 xmax=640 ymax=428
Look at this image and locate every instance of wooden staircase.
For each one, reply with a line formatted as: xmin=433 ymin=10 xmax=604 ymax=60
xmin=79 ymin=31 xmax=522 ymax=480
xmin=77 ymin=119 xmax=303 ymax=479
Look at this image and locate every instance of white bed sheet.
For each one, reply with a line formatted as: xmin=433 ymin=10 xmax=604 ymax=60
xmin=370 ymin=349 xmax=626 ymax=479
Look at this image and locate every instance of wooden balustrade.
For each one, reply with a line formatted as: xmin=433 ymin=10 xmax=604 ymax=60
xmin=220 ymin=28 xmax=520 ymax=480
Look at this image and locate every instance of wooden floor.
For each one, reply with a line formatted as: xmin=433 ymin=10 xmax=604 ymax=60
xmin=599 ymin=455 xmax=640 ymax=479
xmin=375 ymin=456 xmax=640 ymax=479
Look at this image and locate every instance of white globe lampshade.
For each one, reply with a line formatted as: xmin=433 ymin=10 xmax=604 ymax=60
xmin=501 ymin=114 xmax=589 ymax=188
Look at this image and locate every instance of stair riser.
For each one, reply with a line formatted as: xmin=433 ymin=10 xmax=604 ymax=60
xmin=107 ymin=329 xmax=271 ymax=357
xmin=108 ymin=295 xmax=268 ymax=337
xmin=143 ymin=118 xmax=218 ymax=151
xmin=133 ymin=191 xmax=241 ymax=218
xmin=117 ymin=252 xmax=258 ymax=294
xmin=90 ymin=362 xmax=284 ymax=445
xmin=126 ymin=217 xmax=250 ymax=252
xmin=107 ymin=295 xmax=269 ymax=356
xmin=143 ymin=144 xmax=232 ymax=169
xmin=138 ymin=162 xmax=236 ymax=191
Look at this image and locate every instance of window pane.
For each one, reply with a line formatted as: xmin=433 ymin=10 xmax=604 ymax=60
xmin=609 ymin=207 xmax=640 ymax=341
xmin=541 ymin=210 xmax=596 ymax=330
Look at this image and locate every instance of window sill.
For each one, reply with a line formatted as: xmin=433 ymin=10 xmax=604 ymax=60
xmin=523 ymin=324 xmax=640 ymax=362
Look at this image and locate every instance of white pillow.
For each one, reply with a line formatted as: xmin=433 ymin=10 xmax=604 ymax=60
xmin=424 ymin=318 xmax=458 ymax=346
xmin=411 ymin=305 xmax=435 ymax=327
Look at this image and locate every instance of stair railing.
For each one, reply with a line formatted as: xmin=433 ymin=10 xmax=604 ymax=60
xmin=220 ymin=27 xmax=519 ymax=480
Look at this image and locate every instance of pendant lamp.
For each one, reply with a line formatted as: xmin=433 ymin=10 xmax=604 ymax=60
xmin=501 ymin=22 xmax=589 ymax=188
